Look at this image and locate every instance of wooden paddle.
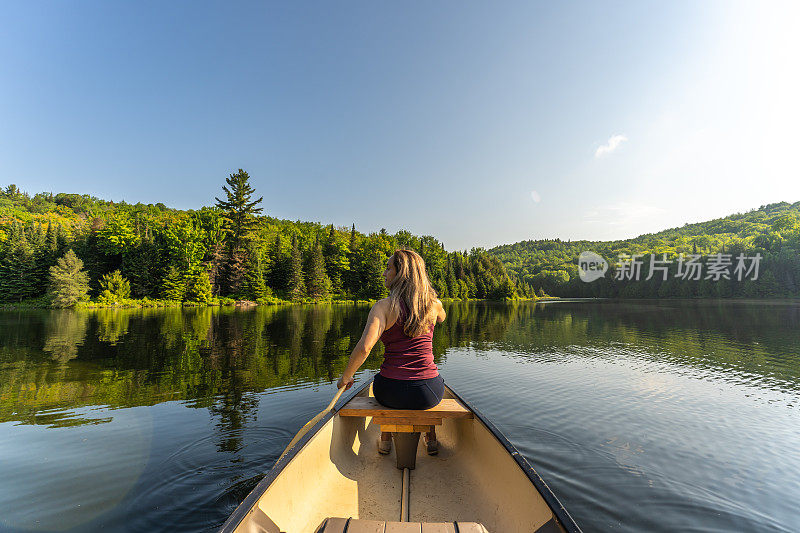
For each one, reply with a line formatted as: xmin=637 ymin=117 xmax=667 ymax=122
xmin=277 ymin=384 xmax=347 ymax=461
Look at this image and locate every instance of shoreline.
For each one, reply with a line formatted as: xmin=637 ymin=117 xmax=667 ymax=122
xmin=0 ymin=295 xmax=557 ymax=311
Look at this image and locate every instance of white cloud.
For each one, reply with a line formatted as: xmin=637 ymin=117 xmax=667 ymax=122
xmin=530 ymin=190 xmax=541 ymax=203
xmin=595 ymin=134 xmax=628 ymax=158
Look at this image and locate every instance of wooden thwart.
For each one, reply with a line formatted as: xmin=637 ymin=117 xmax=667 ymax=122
xmin=339 ymin=397 xmax=473 ymax=419
xmin=341 ymin=396 xmax=473 ymax=459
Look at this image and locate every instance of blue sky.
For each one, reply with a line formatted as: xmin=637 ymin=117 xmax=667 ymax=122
xmin=2 ymin=1 xmax=799 ymax=250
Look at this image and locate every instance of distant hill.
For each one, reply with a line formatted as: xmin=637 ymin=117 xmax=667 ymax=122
xmin=488 ymin=202 xmax=800 ymax=298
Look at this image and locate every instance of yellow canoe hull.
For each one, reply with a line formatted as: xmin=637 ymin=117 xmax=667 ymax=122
xmin=220 ymin=378 xmax=581 ymax=533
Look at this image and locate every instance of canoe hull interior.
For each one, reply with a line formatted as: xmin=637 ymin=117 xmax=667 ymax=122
xmin=226 ymin=382 xmax=571 ymax=533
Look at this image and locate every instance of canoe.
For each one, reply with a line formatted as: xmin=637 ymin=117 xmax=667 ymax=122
xmin=219 ymin=377 xmax=582 ymax=533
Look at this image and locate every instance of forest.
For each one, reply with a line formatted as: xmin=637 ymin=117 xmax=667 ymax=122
xmin=4 ymin=172 xmax=799 ymax=307
xmin=0 ymin=171 xmax=526 ymax=307
xmin=490 ymin=201 xmax=800 ymax=298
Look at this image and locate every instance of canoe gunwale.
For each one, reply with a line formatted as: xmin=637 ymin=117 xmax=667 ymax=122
xmin=217 ymin=378 xmax=373 ymax=533
xmin=218 ymin=375 xmax=583 ymax=533
xmin=444 ymin=385 xmax=583 ymax=533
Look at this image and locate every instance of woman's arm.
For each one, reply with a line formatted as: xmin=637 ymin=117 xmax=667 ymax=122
xmin=337 ymin=301 xmax=387 ymax=389
xmin=435 ymin=298 xmax=446 ymax=323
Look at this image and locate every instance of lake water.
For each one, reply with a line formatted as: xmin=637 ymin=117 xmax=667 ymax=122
xmin=0 ymin=300 xmax=798 ymax=532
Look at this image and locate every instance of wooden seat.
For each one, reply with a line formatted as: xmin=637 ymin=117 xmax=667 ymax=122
xmin=339 ymin=397 xmax=472 ymax=432
xmin=315 ymin=517 xmax=489 ymax=533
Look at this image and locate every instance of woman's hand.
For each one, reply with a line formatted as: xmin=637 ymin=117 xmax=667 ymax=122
xmin=337 ymin=375 xmax=354 ymax=390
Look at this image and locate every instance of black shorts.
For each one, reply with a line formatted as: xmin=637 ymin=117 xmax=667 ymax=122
xmin=373 ymin=373 xmax=445 ymax=410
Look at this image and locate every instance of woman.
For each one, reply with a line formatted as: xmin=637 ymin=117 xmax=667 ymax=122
xmin=337 ymin=248 xmax=446 ymax=455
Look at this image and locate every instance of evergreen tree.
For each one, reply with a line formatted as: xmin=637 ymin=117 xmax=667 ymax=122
xmin=267 ymin=233 xmax=288 ymax=293
xmin=162 ymin=265 xmax=186 ymax=301
xmin=465 ymin=274 xmax=477 ymax=298
xmin=757 ymin=270 xmax=781 ymax=297
xmin=459 ymin=279 xmax=470 ymax=299
xmin=325 ymin=225 xmax=340 ymax=290
xmin=224 ymin=248 xmax=246 ymax=296
xmin=30 ymin=222 xmax=46 ymax=249
xmin=0 ymin=231 xmax=37 ymax=302
xmin=493 ymin=275 xmax=516 ymax=299
xmin=306 ymin=238 xmax=332 ymax=299
xmin=47 ymin=250 xmax=90 ymax=307
xmin=344 ymin=223 xmax=358 ymax=297
xmin=45 ymin=222 xmax=59 ymax=261
xmin=98 ymin=270 xmax=131 ymax=302
xmin=123 ymin=234 xmax=162 ymax=297
xmin=324 ymin=224 xmax=349 ymax=295
xmin=214 ymin=169 xmax=264 ymax=295
xmin=241 ymin=246 xmax=267 ymax=300
xmin=206 ymin=241 xmax=226 ymax=295
xmin=445 ymin=258 xmax=456 ymax=298
xmin=356 ymin=244 xmax=387 ymax=299
xmin=55 ymin=223 xmax=68 ymax=252
xmin=74 ymin=228 xmax=119 ymax=293
xmin=366 ymin=252 xmax=388 ymax=299
xmin=188 ymin=270 xmax=213 ymax=303
xmin=30 ymin=224 xmax=53 ymax=296
xmin=214 ymin=169 xmax=263 ymax=253
xmin=287 ymin=234 xmax=306 ymax=300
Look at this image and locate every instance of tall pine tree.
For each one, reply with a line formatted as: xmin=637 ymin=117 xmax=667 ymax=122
xmin=241 ymin=244 xmax=268 ymax=300
xmin=287 ymin=234 xmax=306 ymax=300
xmin=344 ymin=223 xmax=358 ymax=297
xmin=214 ymin=169 xmax=263 ymax=254
xmin=187 ymin=270 xmax=213 ymax=303
xmin=214 ymin=169 xmax=263 ymax=295
xmin=267 ymin=233 xmax=288 ymax=293
xmin=0 ymin=227 xmax=38 ymax=302
xmin=162 ymin=265 xmax=186 ymax=301
xmin=324 ymin=224 xmax=348 ymax=295
xmin=305 ymin=237 xmax=331 ymax=300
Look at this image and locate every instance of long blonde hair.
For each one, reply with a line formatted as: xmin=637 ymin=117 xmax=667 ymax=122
xmin=387 ymin=248 xmax=439 ymax=337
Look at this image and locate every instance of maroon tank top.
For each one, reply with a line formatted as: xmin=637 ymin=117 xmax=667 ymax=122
xmin=379 ymin=298 xmax=439 ymax=380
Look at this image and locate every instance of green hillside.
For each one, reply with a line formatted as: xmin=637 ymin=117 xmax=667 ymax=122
xmin=0 ymin=177 xmax=527 ymax=307
xmin=489 ymin=201 xmax=800 ymax=298
xmin=4 ymin=175 xmax=798 ymax=305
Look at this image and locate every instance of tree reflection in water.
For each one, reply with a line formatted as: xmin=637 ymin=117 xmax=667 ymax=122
xmin=1 ymin=300 xmax=799 ymax=431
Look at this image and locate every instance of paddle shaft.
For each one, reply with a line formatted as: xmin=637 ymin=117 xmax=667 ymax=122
xmin=277 ymin=385 xmax=347 ymax=461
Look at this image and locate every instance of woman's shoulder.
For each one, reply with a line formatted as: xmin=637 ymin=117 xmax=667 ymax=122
xmin=374 ymin=298 xmax=400 ymax=321
xmin=376 ymin=296 xmax=408 ymax=309
xmin=374 ymin=297 xmax=393 ymax=311
xmin=433 ymin=298 xmax=445 ymax=322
